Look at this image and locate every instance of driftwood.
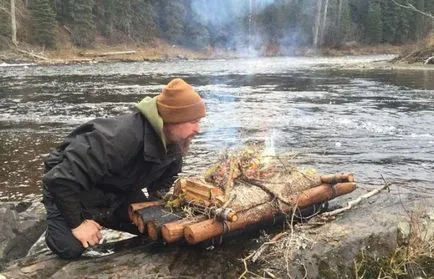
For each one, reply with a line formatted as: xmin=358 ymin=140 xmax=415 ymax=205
xmin=15 ymin=48 xmax=48 ymax=60
xmin=323 ymin=180 xmax=390 ymax=217
xmin=80 ymin=51 xmax=136 ymax=57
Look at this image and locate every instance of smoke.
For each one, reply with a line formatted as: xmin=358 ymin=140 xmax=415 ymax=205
xmin=191 ymin=0 xmax=275 ymax=26
xmin=189 ymin=0 xmax=279 ymax=56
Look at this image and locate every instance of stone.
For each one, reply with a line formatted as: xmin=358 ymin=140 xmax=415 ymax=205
xmin=0 ymin=201 xmax=46 ymax=269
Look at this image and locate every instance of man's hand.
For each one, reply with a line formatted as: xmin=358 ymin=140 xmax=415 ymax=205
xmin=71 ymin=219 xmax=103 ymax=248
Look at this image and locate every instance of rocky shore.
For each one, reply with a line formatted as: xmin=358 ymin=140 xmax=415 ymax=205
xmin=0 ymin=186 xmax=432 ymax=278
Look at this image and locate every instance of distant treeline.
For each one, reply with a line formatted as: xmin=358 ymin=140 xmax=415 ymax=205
xmin=0 ymin=0 xmax=433 ymax=53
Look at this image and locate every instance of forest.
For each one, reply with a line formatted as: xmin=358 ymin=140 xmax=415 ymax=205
xmin=0 ymin=0 xmax=433 ymax=55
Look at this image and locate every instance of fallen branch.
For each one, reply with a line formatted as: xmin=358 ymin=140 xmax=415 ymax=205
xmin=15 ymin=48 xmax=48 ymax=60
xmin=251 ymin=231 xmax=287 ymax=263
xmin=392 ymin=0 xmax=434 ymax=20
xmin=424 ymin=56 xmax=434 ymax=65
xmin=80 ymin=51 xmax=136 ymax=57
xmin=323 ymin=176 xmax=391 ymax=217
xmin=63 ymin=25 xmax=72 ymax=35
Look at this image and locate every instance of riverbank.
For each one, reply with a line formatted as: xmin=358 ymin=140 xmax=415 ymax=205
xmin=0 ymin=41 xmax=416 ymax=66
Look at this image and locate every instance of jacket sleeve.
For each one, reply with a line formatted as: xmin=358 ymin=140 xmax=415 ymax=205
xmin=147 ymin=157 xmax=182 ymax=199
xmin=43 ymin=130 xmax=128 ymax=229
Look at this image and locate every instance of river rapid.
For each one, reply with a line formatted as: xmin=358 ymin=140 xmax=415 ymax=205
xmin=0 ymin=55 xmax=433 ymax=202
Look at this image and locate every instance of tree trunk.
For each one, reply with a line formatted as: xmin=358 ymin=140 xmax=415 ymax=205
xmin=10 ymin=0 xmax=17 ymax=45
xmin=313 ymin=0 xmax=323 ymax=47
xmin=320 ymin=0 xmax=329 ymax=46
xmin=338 ymin=0 xmax=343 ymax=31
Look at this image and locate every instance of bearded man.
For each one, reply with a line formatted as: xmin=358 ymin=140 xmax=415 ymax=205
xmin=42 ymin=78 xmax=206 ymax=259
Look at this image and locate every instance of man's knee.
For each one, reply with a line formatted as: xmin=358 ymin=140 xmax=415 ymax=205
xmin=45 ymin=227 xmax=85 ymax=259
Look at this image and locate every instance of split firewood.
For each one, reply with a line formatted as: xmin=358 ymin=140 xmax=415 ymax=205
xmin=173 ymin=178 xmax=225 ymax=207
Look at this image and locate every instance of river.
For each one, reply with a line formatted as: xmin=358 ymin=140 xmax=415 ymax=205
xmin=0 ymin=55 xmax=433 ymax=202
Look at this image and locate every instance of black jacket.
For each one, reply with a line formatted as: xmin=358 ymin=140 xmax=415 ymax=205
xmin=42 ymin=111 xmax=182 ymax=229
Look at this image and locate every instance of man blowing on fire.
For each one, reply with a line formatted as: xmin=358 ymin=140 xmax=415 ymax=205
xmin=42 ymin=78 xmax=206 ymax=259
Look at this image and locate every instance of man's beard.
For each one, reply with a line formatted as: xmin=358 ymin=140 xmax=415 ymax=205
xmin=176 ymin=136 xmax=193 ymax=156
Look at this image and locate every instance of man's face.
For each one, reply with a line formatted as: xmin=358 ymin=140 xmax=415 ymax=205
xmin=164 ymin=120 xmax=201 ymax=154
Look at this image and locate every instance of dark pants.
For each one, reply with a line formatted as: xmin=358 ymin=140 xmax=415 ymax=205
xmin=43 ymin=189 xmax=147 ymax=259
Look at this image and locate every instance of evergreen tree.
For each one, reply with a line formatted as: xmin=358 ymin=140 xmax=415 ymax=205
xmin=0 ymin=0 xmax=11 ymax=38
xmin=184 ymin=21 xmax=210 ymax=50
xmin=72 ymin=0 xmax=94 ymax=47
xmin=395 ymin=3 xmax=411 ymax=43
xmin=130 ymin=0 xmax=158 ymax=42
xmin=159 ymin=0 xmax=186 ymax=45
xmin=0 ymin=0 xmax=11 ymax=49
xmin=55 ymin=0 xmax=73 ymax=24
xmin=381 ymin=0 xmax=398 ymax=43
xmin=94 ymin=0 xmax=114 ymax=37
xmin=31 ymin=0 xmax=57 ymax=48
xmin=366 ymin=0 xmax=383 ymax=44
xmin=338 ymin=0 xmax=352 ymax=44
xmin=113 ymin=0 xmax=132 ymax=36
xmin=183 ymin=1 xmax=210 ymax=49
xmin=408 ymin=0 xmax=426 ymax=41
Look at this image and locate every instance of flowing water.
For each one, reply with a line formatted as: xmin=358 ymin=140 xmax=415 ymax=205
xmin=0 ymin=56 xmax=433 ymax=202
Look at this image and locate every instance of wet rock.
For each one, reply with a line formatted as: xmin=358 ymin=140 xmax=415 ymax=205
xmin=0 ymin=207 xmax=19 ymax=263
xmin=0 ymin=201 xmax=46 ymax=270
xmin=253 ymin=196 xmax=434 ymax=278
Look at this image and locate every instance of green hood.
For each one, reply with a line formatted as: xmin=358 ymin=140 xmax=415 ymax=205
xmin=136 ymin=96 xmax=166 ymax=148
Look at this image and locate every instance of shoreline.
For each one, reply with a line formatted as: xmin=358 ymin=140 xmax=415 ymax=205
xmin=1 ymin=42 xmax=430 ymax=69
xmin=1 ymin=49 xmax=433 ymax=72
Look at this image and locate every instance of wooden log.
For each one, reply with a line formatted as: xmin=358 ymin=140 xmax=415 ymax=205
xmin=147 ymin=213 xmax=182 ymax=241
xmin=320 ymin=172 xmax=354 ymax=184
xmin=161 ymin=215 xmax=208 ymax=243
xmin=80 ymin=51 xmax=136 ymax=57
xmin=287 ymin=182 xmax=356 ymax=208
xmin=184 ymin=182 xmax=356 ymax=244
xmin=188 ymin=202 xmax=238 ymax=222
xmin=130 ymin=203 xmax=167 ymax=234
xmin=128 ymin=201 xmax=164 ymax=222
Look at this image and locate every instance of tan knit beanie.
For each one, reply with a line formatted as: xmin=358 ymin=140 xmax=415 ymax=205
xmin=157 ymin=78 xmax=206 ymax=124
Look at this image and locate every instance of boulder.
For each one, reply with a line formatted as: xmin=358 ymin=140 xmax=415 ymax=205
xmin=0 ymin=201 xmax=46 ymax=270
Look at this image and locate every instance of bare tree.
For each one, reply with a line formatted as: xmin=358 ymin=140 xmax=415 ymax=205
xmin=320 ymin=0 xmax=329 ymax=44
xmin=338 ymin=0 xmax=344 ymax=31
xmin=11 ymin=0 xmax=17 ymax=45
xmin=313 ymin=0 xmax=323 ymax=47
xmin=392 ymin=0 xmax=434 ymax=20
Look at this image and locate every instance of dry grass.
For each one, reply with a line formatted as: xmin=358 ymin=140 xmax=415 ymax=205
xmin=354 ymin=207 xmax=434 ymax=279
